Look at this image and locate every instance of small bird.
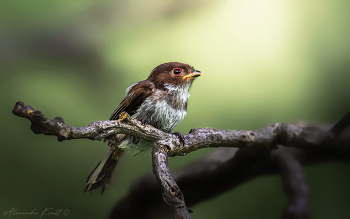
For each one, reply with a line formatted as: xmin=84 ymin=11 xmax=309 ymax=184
xmin=85 ymin=62 xmax=202 ymax=193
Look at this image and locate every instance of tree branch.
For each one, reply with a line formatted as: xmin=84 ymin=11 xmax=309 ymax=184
xmin=12 ymin=101 xmax=163 ymax=142
xmin=330 ymin=112 xmax=350 ymax=137
xmin=272 ymin=147 xmax=309 ymax=219
xmin=110 ymin=146 xmax=348 ymax=219
xmin=152 ymin=143 xmax=191 ymax=219
xmin=12 ymin=101 xmax=350 ymax=219
xmin=12 ymin=101 xmax=349 ymax=156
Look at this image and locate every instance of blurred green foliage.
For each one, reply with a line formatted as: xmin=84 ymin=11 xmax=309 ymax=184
xmin=1 ymin=0 xmax=349 ymax=218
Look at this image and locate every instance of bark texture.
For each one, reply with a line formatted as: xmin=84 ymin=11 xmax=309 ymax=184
xmin=12 ymin=101 xmax=350 ymax=219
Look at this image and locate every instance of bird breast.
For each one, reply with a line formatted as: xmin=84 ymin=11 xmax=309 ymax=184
xmin=132 ymin=84 xmax=190 ymax=133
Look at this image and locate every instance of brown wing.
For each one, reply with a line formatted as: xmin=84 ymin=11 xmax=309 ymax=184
xmin=109 ymin=80 xmax=155 ymax=120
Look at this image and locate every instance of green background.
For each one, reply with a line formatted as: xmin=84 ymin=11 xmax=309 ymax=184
xmin=1 ymin=0 xmax=349 ymax=218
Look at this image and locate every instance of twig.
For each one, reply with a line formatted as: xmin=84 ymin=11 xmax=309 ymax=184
xmin=272 ymin=147 xmax=309 ymax=219
xmin=330 ymin=112 xmax=350 ymax=137
xmin=152 ymin=143 xmax=191 ymax=219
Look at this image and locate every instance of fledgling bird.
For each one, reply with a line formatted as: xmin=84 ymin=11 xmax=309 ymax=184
xmin=85 ymin=62 xmax=202 ymax=193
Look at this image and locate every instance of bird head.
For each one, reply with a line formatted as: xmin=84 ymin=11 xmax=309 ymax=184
xmin=147 ymin=62 xmax=202 ymax=89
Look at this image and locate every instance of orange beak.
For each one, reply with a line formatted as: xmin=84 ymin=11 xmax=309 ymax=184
xmin=182 ymin=70 xmax=202 ymax=80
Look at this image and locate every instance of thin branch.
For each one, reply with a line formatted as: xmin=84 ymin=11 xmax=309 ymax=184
xmin=12 ymin=101 xmax=164 ymax=142
xmin=272 ymin=147 xmax=309 ymax=219
xmin=12 ymin=101 xmax=349 ymax=157
xmin=152 ymin=143 xmax=191 ymax=219
xmin=330 ymin=112 xmax=350 ymax=137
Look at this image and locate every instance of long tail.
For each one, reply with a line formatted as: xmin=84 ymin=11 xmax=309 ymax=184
xmin=84 ymin=135 xmax=126 ymax=194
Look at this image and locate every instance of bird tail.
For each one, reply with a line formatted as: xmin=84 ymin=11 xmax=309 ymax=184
xmin=84 ymin=135 xmax=126 ymax=194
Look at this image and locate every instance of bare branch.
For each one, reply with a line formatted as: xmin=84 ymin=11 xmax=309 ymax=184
xmin=272 ymin=147 xmax=309 ymax=219
xmin=12 ymin=101 xmax=164 ymax=142
xmin=110 ymin=146 xmax=347 ymax=219
xmin=152 ymin=143 xmax=191 ymax=219
xmin=12 ymin=101 xmax=350 ymax=219
xmin=12 ymin=101 xmax=349 ymax=157
xmin=330 ymin=112 xmax=350 ymax=137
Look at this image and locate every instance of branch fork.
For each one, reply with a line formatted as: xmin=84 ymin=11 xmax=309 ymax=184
xmin=12 ymin=101 xmax=350 ymax=219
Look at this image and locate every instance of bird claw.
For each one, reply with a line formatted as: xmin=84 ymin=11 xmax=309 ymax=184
xmin=172 ymin=132 xmax=185 ymax=146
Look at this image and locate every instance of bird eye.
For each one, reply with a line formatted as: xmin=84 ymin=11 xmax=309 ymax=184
xmin=173 ymin=68 xmax=182 ymax=76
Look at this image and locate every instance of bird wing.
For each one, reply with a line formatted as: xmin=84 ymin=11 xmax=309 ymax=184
xmin=109 ymin=80 xmax=155 ymax=120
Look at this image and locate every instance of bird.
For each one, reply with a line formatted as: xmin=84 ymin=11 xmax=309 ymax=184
xmin=84 ymin=62 xmax=202 ymax=193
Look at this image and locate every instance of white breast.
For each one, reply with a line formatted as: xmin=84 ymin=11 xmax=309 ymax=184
xmin=120 ymin=82 xmax=191 ymax=153
xmin=132 ymin=83 xmax=190 ymax=133
xmin=164 ymin=83 xmax=190 ymax=103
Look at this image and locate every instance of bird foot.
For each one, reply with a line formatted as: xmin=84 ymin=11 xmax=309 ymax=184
xmin=172 ymin=132 xmax=185 ymax=146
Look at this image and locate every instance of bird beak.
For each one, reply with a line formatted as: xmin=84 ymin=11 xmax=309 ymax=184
xmin=183 ymin=70 xmax=202 ymax=80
